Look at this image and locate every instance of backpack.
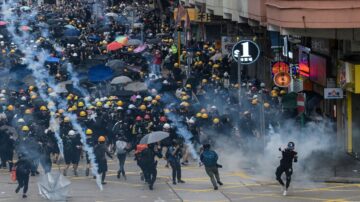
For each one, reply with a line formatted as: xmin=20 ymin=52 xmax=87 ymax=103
xmin=136 ymin=148 xmax=153 ymax=166
xmin=201 ymin=150 xmax=218 ymax=167
xmin=116 ymin=140 xmax=127 ymax=154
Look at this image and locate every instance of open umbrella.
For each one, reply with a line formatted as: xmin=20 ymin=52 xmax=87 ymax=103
xmin=64 ymin=24 xmax=77 ymax=29
xmin=134 ymin=44 xmax=147 ymax=53
xmin=140 ymin=131 xmax=169 ymax=144
xmin=126 ymin=39 xmax=142 ymax=46
xmin=19 ymin=25 xmax=32 ymax=32
xmin=88 ymin=64 xmax=113 ymax=82
xmin=106 ymin=59 xmax=125 ymax=69
xmin=106 ymin=12 xmax=118 ymax=17
xmin=107 ymin=41 xmax=123 ymax=51
xmin=0 ymin=21 xmax=8 ymax=26
xmin=45 ymin=57 xmax=60 ymax=63
xmin=38 ymin=172 xmax=71 ymax=201
xmin=124 ymin=81 xmax=147 ymax=92
xmin=111 ymin=76 xmax=132 ymax=85
xmin=63 ymin=28 xmax=80 ymax=37
xmin=20 ymin=6 xmax=31 ymax=11
xmin=115 ymin=36 xmax=128 ymax=45
xmin=88 ymin=35 xmax=101 ymax=42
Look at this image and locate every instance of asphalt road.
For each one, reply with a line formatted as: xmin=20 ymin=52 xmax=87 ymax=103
xmin=0 ymin=154 xmax=360 ymax=202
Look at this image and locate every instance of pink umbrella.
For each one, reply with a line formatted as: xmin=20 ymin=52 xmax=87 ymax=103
xmin=19 ymin=25 xmax=32 ymax=31
xmin=134 ymin=44 xmax=147 ymax=53
xmin=0 ymin=21 xmax=8 ymax=26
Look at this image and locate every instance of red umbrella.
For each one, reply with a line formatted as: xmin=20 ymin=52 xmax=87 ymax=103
xmin=0 ymin=21 xmax=8 ymax=26
xmin=107 ymin=41 xmax=123 ymax=51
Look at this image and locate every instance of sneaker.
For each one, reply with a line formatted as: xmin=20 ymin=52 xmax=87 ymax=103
xmin=283 ymin=190 xmax=287 ymax=196
xmin=22 ymin=194 xmax=27 ymax=198
xmin=178 ymin=180 xmax=185 ymax=183
xmin=123 ymin=174 xmax=127 ymax=180
xmin=149 ymin=184 xmax=153 ymax=190
xmin=117 ymin=171 xmax=120 ymax=179
xmin=74 ymin=170 xmax=78 ymax=176
xmin=101 ymin=182 xmax=107 ymax=185
xmin=214 ymin=186 xmax=218 ymax=190
xmin=85 ymin=168 xmax=89 ymax=176
xmin=217 ymin=181 xmax=223 ymax=186
xmin=172 ymin=181 xmax=176 ymax=185
xmin=15 ymin=187 xmax=20 ymax=193
xmin=93 ymin=176 xmax=96 ymax=179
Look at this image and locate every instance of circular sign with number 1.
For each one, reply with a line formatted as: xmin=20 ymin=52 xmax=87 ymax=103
xmin=232 ymin=40 xmax=260 ymax=65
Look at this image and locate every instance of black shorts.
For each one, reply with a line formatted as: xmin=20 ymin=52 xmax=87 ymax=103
xmin=64 ymin=150 xmax=80 ymax=165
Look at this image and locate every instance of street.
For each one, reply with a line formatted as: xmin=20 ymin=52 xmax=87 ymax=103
xmin=1 ymin=157 xmax=360 ymax=202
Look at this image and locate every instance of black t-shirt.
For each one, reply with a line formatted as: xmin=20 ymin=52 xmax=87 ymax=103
xmin=280 ymin=149 xmax=298 ymax=168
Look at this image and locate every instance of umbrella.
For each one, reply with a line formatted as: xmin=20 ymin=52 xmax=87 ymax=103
xmin=111 ymin=76 xmax=132 ymax=85
xmin=126 ymin=39 xmax=142 ymax=46
xmin=106 ymin=59 xmax=125 ymax=69
xmin=38 ymin=172 xmax=71 ymax=201
xmin=45 ymin=57 xmax=60 ymax=63
xmin=134 ymin=44 xmax=147 ymax=53
xmin=19 ymin=25 xmax=32 ymax=32
xmin=0 ymin=21 xmax=7 ymax=26
xmin=64 ymin=24 xmax=77 ymax=29
xmin=107 ymin=41 xmax=123 ymax=51
xmin=106 ymin=12 xmax=118 ymax=17
xmin=63 ymin=28 xmax=80 ymax=37
xmin=140 ymin=131 xmax=169 ymax=144
xmin=20 ymin=6 xmax=31 ymax=11
xmin=115 ymin=36 xmax=128 ymax=45
xmin=88 ymin=35 xmax=101 ymax=42
xmin=124 ymin=81 xmax=147 ymax=92
xmin=88 ymin=64 xmax=113 ymax=82
xmin=210 ymin=52 xmax=223 ymax=62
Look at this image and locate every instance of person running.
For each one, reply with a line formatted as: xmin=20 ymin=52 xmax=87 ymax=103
xmin=200 ymin=144 xmax=223 ymax=190
xmin=166 ymin=140 xmax=185 ymax=185
xmin=94 ymin=136 xmax=113 ymax=185
xmin=115 ymin=136 xmax=129 ymax=180
xmin=276 ymin=141 xmax=298 ymax=196
xmin=14 ymin=154 xmax=32 ymax=198
xmin=62 ymin=130 xmax=82 ymax=176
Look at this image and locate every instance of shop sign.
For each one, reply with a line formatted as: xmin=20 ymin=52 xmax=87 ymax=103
xmin=232 ymin=40 xmax=260 ymax=65
xmin=324 ymin=88 xmax=343 ymax=99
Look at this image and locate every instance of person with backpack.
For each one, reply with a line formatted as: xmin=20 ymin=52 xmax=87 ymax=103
xmin=276 ymin=141 xmax=298 ymax=196
xmin=14 ymin=154 xmax=32 ymax=198
xmin=115 ymin=136 xmax=129 ymax=180
xmin=166 ymin=140 xmax=185 ymax=185
xmin=200 ymin=143 xmax=223 ymax=190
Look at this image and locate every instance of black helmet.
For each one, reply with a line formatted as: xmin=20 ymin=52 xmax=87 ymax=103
xmin=287 ymin=142 xmax=295 ymax=150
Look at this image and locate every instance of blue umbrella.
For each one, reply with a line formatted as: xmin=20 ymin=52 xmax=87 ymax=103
xmin=45 ymin=57 xmax=60 ymax=63
xmin=64 ymin=24 xmax=77 ymax=29
xmin=88 ymin=35 xmax=101 ymax=42
xmin=63 ymin=29 xmax=80 ymax=37
xmin=88 ymin=65 xmax=114 ymax=82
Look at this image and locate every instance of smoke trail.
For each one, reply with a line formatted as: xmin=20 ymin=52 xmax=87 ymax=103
xmin=2 ymin=1 xmax=103 ymax=190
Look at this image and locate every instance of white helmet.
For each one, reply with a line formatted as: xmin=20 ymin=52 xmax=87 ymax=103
xmin=128 ymin=104 xmax=135 ymax=109
xmin=163 ymin=123 xmax=170 ymax=129
xmin=68 ymin=130 xmax=76 ymax=136
xmin=103 ymin=104 xmax=110 ymax=109
xmin=260 ymin=82 xmax=265 ymax=88
xmin=136 ymin=95 xmax=141 ymax=99
xmin=1 ymin=89 xmax=6 ymax=94
xmin=252 ymin=95 xmax=258 ymax=99
xmin=116 ymin=107 xmax=123 ymax=110
xmin=21 ymin=96 xmax=27 ymax=101
xmin=17 ymin=118 xmax=25 ymax=123
xmin=163 ymin=80 xmax=169 ymax=84
xmin=94 ymin=98 xmax=100 ymax=102
xmin=0 ymin=93 xmax=4 ymax=98
xmin=188 ymin=119 xmax=195 ymax=124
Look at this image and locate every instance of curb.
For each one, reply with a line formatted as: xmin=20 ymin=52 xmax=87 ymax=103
xmin=313 ymin=177 xmax=360 ymax=184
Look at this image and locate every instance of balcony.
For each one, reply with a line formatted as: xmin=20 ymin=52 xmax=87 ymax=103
xmin=265 ymin=0 xmax=360 ymax=29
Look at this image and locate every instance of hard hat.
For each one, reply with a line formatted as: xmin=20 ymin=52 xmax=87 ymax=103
xmin=186 ymin=84 xmax=191 ymax=88
xmin=212 ymin=64 xmax=220 ymax=69
xmin=72 ymin=105 xmax=78 ymax=111
xmin=260 ymin=82 xmax=266 ymax=88
xmin=68 ymin=130 xmax=76 ymax=136
xmin=164 ymin=108 xmax=170 ymax=114
xmin=7 ymin=105 xmax=14 ymax=111
xmin=21 ymin=96 xmax=26 ymax=101
xmin=128 ymin=104 xmax=135 ymax=109
xmin=288 ymin=142 xmax=295 ymax=150
xmin=174 ymin=63 xmax=179 ymax=68
xmin=40 ymin=106 xmax=47 ymax=111
xmin=196 ymin=112 xmax=202 ymax=118
xmin=21 ymin=125 xmax=29 ymax=131
xmin=25 ymin=109 xmax=32 ymax=114
xmin=151 ymin=100 xmax=157 ymax=105
xmin=79 ymin=111 xmax=87 ymax=117
xmin=98 ymin=136 xmax=106 ymax=142
xmin=64 ymin=117 xmax=70 ymax=123
xmin=136 ymin=95 xmax=142 ymax=99
xmin=163 ymin=123 xmax=170 ymax=129
xmin=200 ymin=108 xmax=206 ymax=113
xmin=159 ymin=116 xmax=167 ymax=122
xmin=17 ymin=118 xmax=25 ymax=123
xmin=251 ymin=99 xmax=258 ymax=105
xmin=78 ymin=102 xmax=84 ymax=107
xmin=96 ymin=101 xmax=103 ymax=107
xmin=155 ymin=95 xmax=161 ymax=101
xmin=201 ymin=113 xmax=208 ymax=119
xmin=180 ymin=101 xmax=190 ymax=107
xmin=144 ymin=114 xmax=150 ymax=120
xmin=47 ymin=88 xmax=53 ymax=93
xmin=188 ymin=119 xmax=195 ymax=124
xmin=196 ymin=51 xmax=201 ymax=56
xmin=66 ymin=95 xmax=72 ymax=100
xmin=213 ymin=118 xmax=220 ymax=124
xmin=280 ymin=90 xmax=287 ymax=95
xmin=117 ymin=100 xmax=123 ymax=106
xmin=202 ymin=79 xmax=207 ymax=84
xmin=58 ymin=109 xmax=65 ymax=114
xmin=139 ymin=105 xmax=146 ymax=110
xmin=136 ymin=116 xmax=142 ymax=121
xmin=264 ymin=102 xmax=270 ymax=108
xmin=31 ymin=94 xmax=37 ymax=100
xmin=86 ymin=129 xmax=93 ymax=135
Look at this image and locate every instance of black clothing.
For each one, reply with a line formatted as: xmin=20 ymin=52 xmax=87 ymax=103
xmin=276 ymin=149 xmax=298 ymax=189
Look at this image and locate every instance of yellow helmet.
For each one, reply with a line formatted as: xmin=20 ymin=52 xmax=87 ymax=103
xmin=96 ymin=102 xmax=103 ymax=107
xmin=151 ymin=100 xmax=157 ymax=105
xmin=181 ymin=95 xmax=189 ymax=100
xmin=21 ymin=125 xmax=29 ymax=131
xmin=264 ymin=102 xmax=270 ymax=108
xmin=200 ymin=108 xmax=206 ymax=113
xmin=196 ymin=112 xmax=202 ymax=118
xmin=213 ymin=64 xmax=220 ymax=69
xmin=29 ymin=86 xmax=35 ymax=91
xmin=201 ymin=113 xmax=208 ymax=119
xmin=25 ymin=109 xmax=32 ymax=114
xmin=128 ymin=48 xmax=133 ymax=52
xmin=7 ymin=105 xmax=14 ymax=111
xmin=31 ymin=94 xmax=37 ymax=100
xmin=98 ymin=136 xmax=106 ymax=142
xmin=164 ymin=108 xmax=170 ymax=114
xmin=280 ymin=90 xmax=287 ymax=95
xmin=58 ymin=109 xmax=65 ymax=114
xmin=66 ymin=95 xmax=72 ymax=100
xmin=213 ymin=118 xmax=220 ymax=124
xmin=74 ymin=96 xmax=78 ymax=101
xmin=116 ymin=100 xmax=123 ymax=106
xmin=78 ymin=102 xmax=84 ymax=107
xmin=155 ymin=95 xmax=161 ymax=100
xmin=79 ymin=111 xmax=87 ymax=117
xmin=174 ymin=63 xmax=179 ymax=68
xmin=251 ymin=99 xmax=258 ymax=105
xmin=64 ymin=117 xmax=70 ymax=123
xmin=186 ymin=84 xmax=191 ymax=88
xmin=47 ymin=88 xmax=53 ymax=93
xmin=202 ymin=79 xmax=207 ymax=84
xmin=72 ymin=105 xmax=78 ymax=111
xmin=86 ymin=129 xmax=93 ymax=135
xmin=40 ymin=106 xmax=47 ymax=111
xmin=139 ymin=105 xmax=146 ymax=110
